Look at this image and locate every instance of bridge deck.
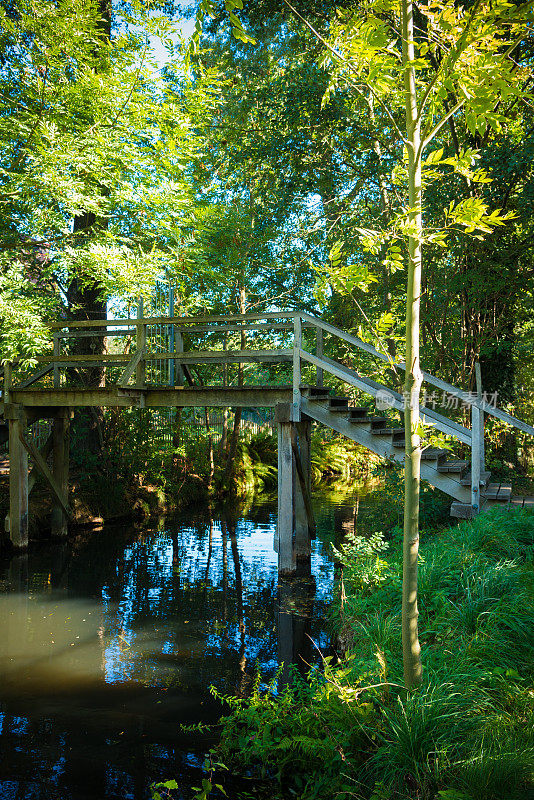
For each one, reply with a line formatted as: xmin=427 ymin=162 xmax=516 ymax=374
xmin=3 ymin=386 xmax=293 ymax=410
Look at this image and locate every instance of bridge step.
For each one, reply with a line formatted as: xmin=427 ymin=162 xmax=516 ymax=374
xmin=328 ymin=397 xmax=350 ymax=411
xmin=421 ymin=448 xmax=448 ymax=462
xmin=460 ymin=470 xmax=491 ymax=487
xmin=305 ymin=386 xmax=331 ymax=398
xmin=438 ymin=459 xmax=468 ymax=474
xmin=307 ymin=393 xmax=331 ymax=403
xmin=370 ymin=424 xmax=402 ymax=435
xmin=450 ymin=503 xmax=476 ymax=519
xmin=482 ymin=483 xmax=512 ymax=501
xmin=348 ymin=407 xmax=372 ymax=420
xmin=510 ymin=496 xmax=534 ymax=508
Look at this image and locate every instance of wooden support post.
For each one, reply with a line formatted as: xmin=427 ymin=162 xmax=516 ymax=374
xmin=293 ymin=314 xmax=302 ymax=421
xmin=6 ymin=405 xmax=28 ymax=548
xmin=471 ymin=402 xmax=481 ymax=515
xmin=51 ymin=410 xmax=70 ymax=538
xmin=316 ymin=327 xmax=324 ymax=388
xmin=136 ymin=299 xmax=146 ymax=386
xmin=53 ymin=333 xmax=60 ymax=388
xmin=277 ymin=418 xmax=296 ymax=574
xmin=293 ymin=419 xmax=313 ymax=562
xmin=475 ymin=362 xmax=485 ymax=472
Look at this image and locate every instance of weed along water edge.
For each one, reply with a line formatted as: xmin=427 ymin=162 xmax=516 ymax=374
xmin=0 ymin=490 xmax=365 ymax=800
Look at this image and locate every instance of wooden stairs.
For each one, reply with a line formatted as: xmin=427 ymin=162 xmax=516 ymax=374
xmin=301 ymin=386 xmax=534 ymax=518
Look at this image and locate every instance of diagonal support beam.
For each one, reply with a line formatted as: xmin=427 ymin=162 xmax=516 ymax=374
xmin=17 ymin=364 xmax=53 ymax=389
xmin=118 ymin=347 xmax=145 ymax=387
xmin=28 ymin=432 xmax=53 ymax=495
xmin=290 ymin=426 xmax=316 ymax=535
xmin=19 ymin=432 xmax=71 ymax=518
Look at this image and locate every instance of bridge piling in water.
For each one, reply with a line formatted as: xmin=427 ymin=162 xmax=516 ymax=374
xmin=275 ymin=404 xmax=314 ymax=575
xmin=6 ymin=404 xmax=28 ymax=549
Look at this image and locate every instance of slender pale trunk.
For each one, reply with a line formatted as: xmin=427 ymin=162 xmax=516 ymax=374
xmin=401 ymin=0 xmax=423 ymax=689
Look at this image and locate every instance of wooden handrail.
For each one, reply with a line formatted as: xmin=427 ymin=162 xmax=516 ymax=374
xmin=300 ymin=312 xmax=534 ymax=439
xmin=10 ymin=307 xmax=534 ymax=442
xmin=300 ymin=350 xmax=472 ymax=445
xmin=48 ymin=311 xmax=299 ymax=330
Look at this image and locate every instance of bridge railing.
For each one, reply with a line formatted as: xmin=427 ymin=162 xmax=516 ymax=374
xmin=4 ymin=309 xmax=534 ymax=514
xmin=17 ymin=312 xmax=301 ymax=390
xmin=295 ymin=311 xmax=534 ymax=514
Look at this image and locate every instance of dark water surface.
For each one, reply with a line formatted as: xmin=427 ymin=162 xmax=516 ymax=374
xmin=0 ymin=491 xmax=363 ymax=800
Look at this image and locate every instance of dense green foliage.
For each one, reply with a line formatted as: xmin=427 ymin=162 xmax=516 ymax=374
xmin=210 ymin=508 xmax=534 ymax=799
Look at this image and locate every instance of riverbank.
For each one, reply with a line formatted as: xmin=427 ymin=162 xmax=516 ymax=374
xmin=210 ymin=507 xmax=534 ymax=800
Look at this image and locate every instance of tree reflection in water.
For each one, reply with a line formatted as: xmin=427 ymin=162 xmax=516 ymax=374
xmin=0 ymin=492 xmax=361 ymax=799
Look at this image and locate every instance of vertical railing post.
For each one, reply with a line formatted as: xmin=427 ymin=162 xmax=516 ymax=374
xmin=316 ymin=325 xmax=324 ymax=388
xmin=4 ymin=361 xmax=12 ymax=405
xmin=475 ymin=362 xmax=485 ymax=473
xmin=471 ymin=401 xmax=481 ymax=516
xmin=175 ymin=327 xmax=185 ymax=387
xmin=292 ymin=313 xmax=302 ymax=421
xmin=53 ymin=332 xmax=60 ymax=389
xmin=136 ymin=297 xmax=146 ymax=386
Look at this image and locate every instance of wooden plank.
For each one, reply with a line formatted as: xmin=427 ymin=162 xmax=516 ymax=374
xmin=48 ymin=311 xmax=298 ymax=330
xmin=11 ymin=386 xmax=293 ymax=408
xmin=150 ymin=322 xmax=293 ymax=334
xmin=57 ymin=329 xmax=136 ymax=339
xmin=19 ymin=429 xmax=70 ymax=519
xmin=119 ymin=348 xmax=145 ymax=387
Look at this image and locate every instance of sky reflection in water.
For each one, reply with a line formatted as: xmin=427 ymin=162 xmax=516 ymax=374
xmin=0 ymin=493 xmax=356 ymax=799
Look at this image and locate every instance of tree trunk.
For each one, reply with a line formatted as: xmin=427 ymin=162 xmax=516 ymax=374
xmin=401 ymin=0 xmax=423 ymax=690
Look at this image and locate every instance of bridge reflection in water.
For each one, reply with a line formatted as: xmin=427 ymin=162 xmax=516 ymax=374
xmin=0 ymin=493 xmax=356 ymax=799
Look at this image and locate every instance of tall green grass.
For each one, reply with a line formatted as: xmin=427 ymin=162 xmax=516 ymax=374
xmin=213 ymin=508 xmax=534 ymax=799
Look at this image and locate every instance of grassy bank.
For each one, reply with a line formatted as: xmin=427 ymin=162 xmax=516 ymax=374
xmin=211 ymin=508 xmax=534 ymax=800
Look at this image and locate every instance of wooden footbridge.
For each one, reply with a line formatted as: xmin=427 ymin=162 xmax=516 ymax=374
xmin=2 ymin=310 xmax=534 ymax=572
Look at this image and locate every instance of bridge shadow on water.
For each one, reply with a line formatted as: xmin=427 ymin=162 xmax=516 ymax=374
xmin=0 ymin=490 xmax=364 ymax=800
